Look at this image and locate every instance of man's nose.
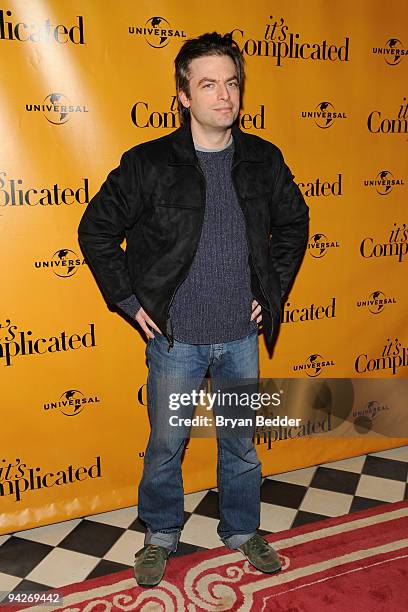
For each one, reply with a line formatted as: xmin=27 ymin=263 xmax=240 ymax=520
xmin=217 ymin=83 xmax=230 ymax=100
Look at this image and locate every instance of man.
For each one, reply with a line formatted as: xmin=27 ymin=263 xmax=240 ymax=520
xmin=78 ymin=32 xmax=309 ymax=588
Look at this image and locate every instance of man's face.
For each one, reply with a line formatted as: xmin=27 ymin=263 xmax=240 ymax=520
xmin=178 ymin=54 xmax=240 ymax=132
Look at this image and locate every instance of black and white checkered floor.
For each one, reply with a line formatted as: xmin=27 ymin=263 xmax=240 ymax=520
xmin=1 ymin=446 xmax=407 ymax=594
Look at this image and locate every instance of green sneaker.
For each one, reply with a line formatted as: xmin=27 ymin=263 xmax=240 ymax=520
xmin=134 ymin=544 xmax=169 ymax=587
xmin=238 ymin=534 xmax=282 ymax=574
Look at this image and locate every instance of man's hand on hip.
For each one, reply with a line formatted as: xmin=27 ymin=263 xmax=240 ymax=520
xmin=251 ymin=299 xmax=262 ymax=323
xmin=135 ymin=307 xmax=162 ymax=339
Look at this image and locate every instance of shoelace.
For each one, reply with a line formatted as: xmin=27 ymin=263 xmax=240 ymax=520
xmin=139 ymin=545 xmax=167 ymax=566
xmin=247 ymin=536 xmax=270 ymax=555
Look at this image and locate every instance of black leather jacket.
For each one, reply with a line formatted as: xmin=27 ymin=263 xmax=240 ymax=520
xmin=78 ymin=122 xmax=309 ymax=355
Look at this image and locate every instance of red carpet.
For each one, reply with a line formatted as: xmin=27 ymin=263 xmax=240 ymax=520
xmin=11 ymin=500 xmax=408 ymax=611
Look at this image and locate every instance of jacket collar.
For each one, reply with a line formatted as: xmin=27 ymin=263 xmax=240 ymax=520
xmin=168 ymin=121 xmax=264 ymax=166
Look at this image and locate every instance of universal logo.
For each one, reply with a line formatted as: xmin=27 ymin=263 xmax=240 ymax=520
xmin=131 ymin=95 xmax=266 ymax=131
xmin=128 ymin=16 xmax=186 ymax=48
xmin=301 ymin=102 xmax=347 ymax=129
xmin=231 ymin=15 xmax=349 ymax=67
xmin=357 ymin=291 xmax=397 ymax=314
xmin=34 ymin=249 xmax=86 ymax=278
xmin=352 ymin=401 xmax=390 ymax=434
xmin=26 ymin=93 xmax=88 ymax=125
xmin=364 ymin=170 xmax=404 ymax=195
xmin=44 ymin=390 xmax=101 ymax=416
xmin=297 ymin=174 xmax=342 ymax=197
xmin=355 ymin=337 xmax=408 ymax=375
xmin=0 ymin=10 xmax=84 ymax=44
xmin=360 ymin=223 xmax=407 ymax=262
xmin=367 ymin=98 xmax=408 ymax=134
xmin=293 ymin=354 xmax=335 ymax=377
xmin=0 ymin=319 xmax=96 ymax=367
xmin=372 ymin=39 xmax=406 ymax=65
xmin=0 ymin=173 xmax=89 ymax=208
xmin=308 ymin=234 xmax=340 ymax=258
xmin=281 ymin=297 xmax=336 ymax=324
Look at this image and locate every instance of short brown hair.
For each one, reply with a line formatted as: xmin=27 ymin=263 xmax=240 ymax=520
xmin=174 ymin=32 xmax=245 ymax=124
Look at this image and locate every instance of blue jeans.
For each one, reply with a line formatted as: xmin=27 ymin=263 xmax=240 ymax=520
xmin=137 ymin=328 xmax=261 ymax=553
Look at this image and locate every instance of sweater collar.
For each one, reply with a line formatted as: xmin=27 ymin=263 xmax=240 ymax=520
xmin=168 ymin=121 xmax=264 ymax=166
xmin=194 ymin=134 xmax=233 ymax=152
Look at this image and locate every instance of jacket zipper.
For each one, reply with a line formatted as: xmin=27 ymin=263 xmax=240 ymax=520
xmin=231 ymin=166 xmax=274 ymax=340
xmin=165 ymin=161 xmax=207 ymax=352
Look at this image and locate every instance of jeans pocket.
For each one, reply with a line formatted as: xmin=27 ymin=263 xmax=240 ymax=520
xmin=145 ymin=336 xmax=155 ymax=354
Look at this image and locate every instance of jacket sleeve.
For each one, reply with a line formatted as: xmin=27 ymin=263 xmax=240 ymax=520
xmin=269 ymin=148 xmax=309 ymax=300
xmin=116 ymin=293 xmax=142 ymax=319
xmin=78 ymin=150 xmax=143 ymax=306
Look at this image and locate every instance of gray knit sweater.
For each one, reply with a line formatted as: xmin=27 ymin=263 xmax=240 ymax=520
xmin=117 ymin=137 xmax=257 ymax=343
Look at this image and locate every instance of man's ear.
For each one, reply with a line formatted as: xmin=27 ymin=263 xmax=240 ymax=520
xmin=178 ymin=89 xmax=190 ymax=109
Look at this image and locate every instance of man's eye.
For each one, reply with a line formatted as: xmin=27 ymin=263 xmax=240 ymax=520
xmin=204 ymin=83 xmax=214 ymax=88
xmin=228 ymin=82 xmax=238 ymax=88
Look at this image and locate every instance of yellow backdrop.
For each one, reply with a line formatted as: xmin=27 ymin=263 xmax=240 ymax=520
xmin=1 ymin=0 xmax=407 ymax=533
